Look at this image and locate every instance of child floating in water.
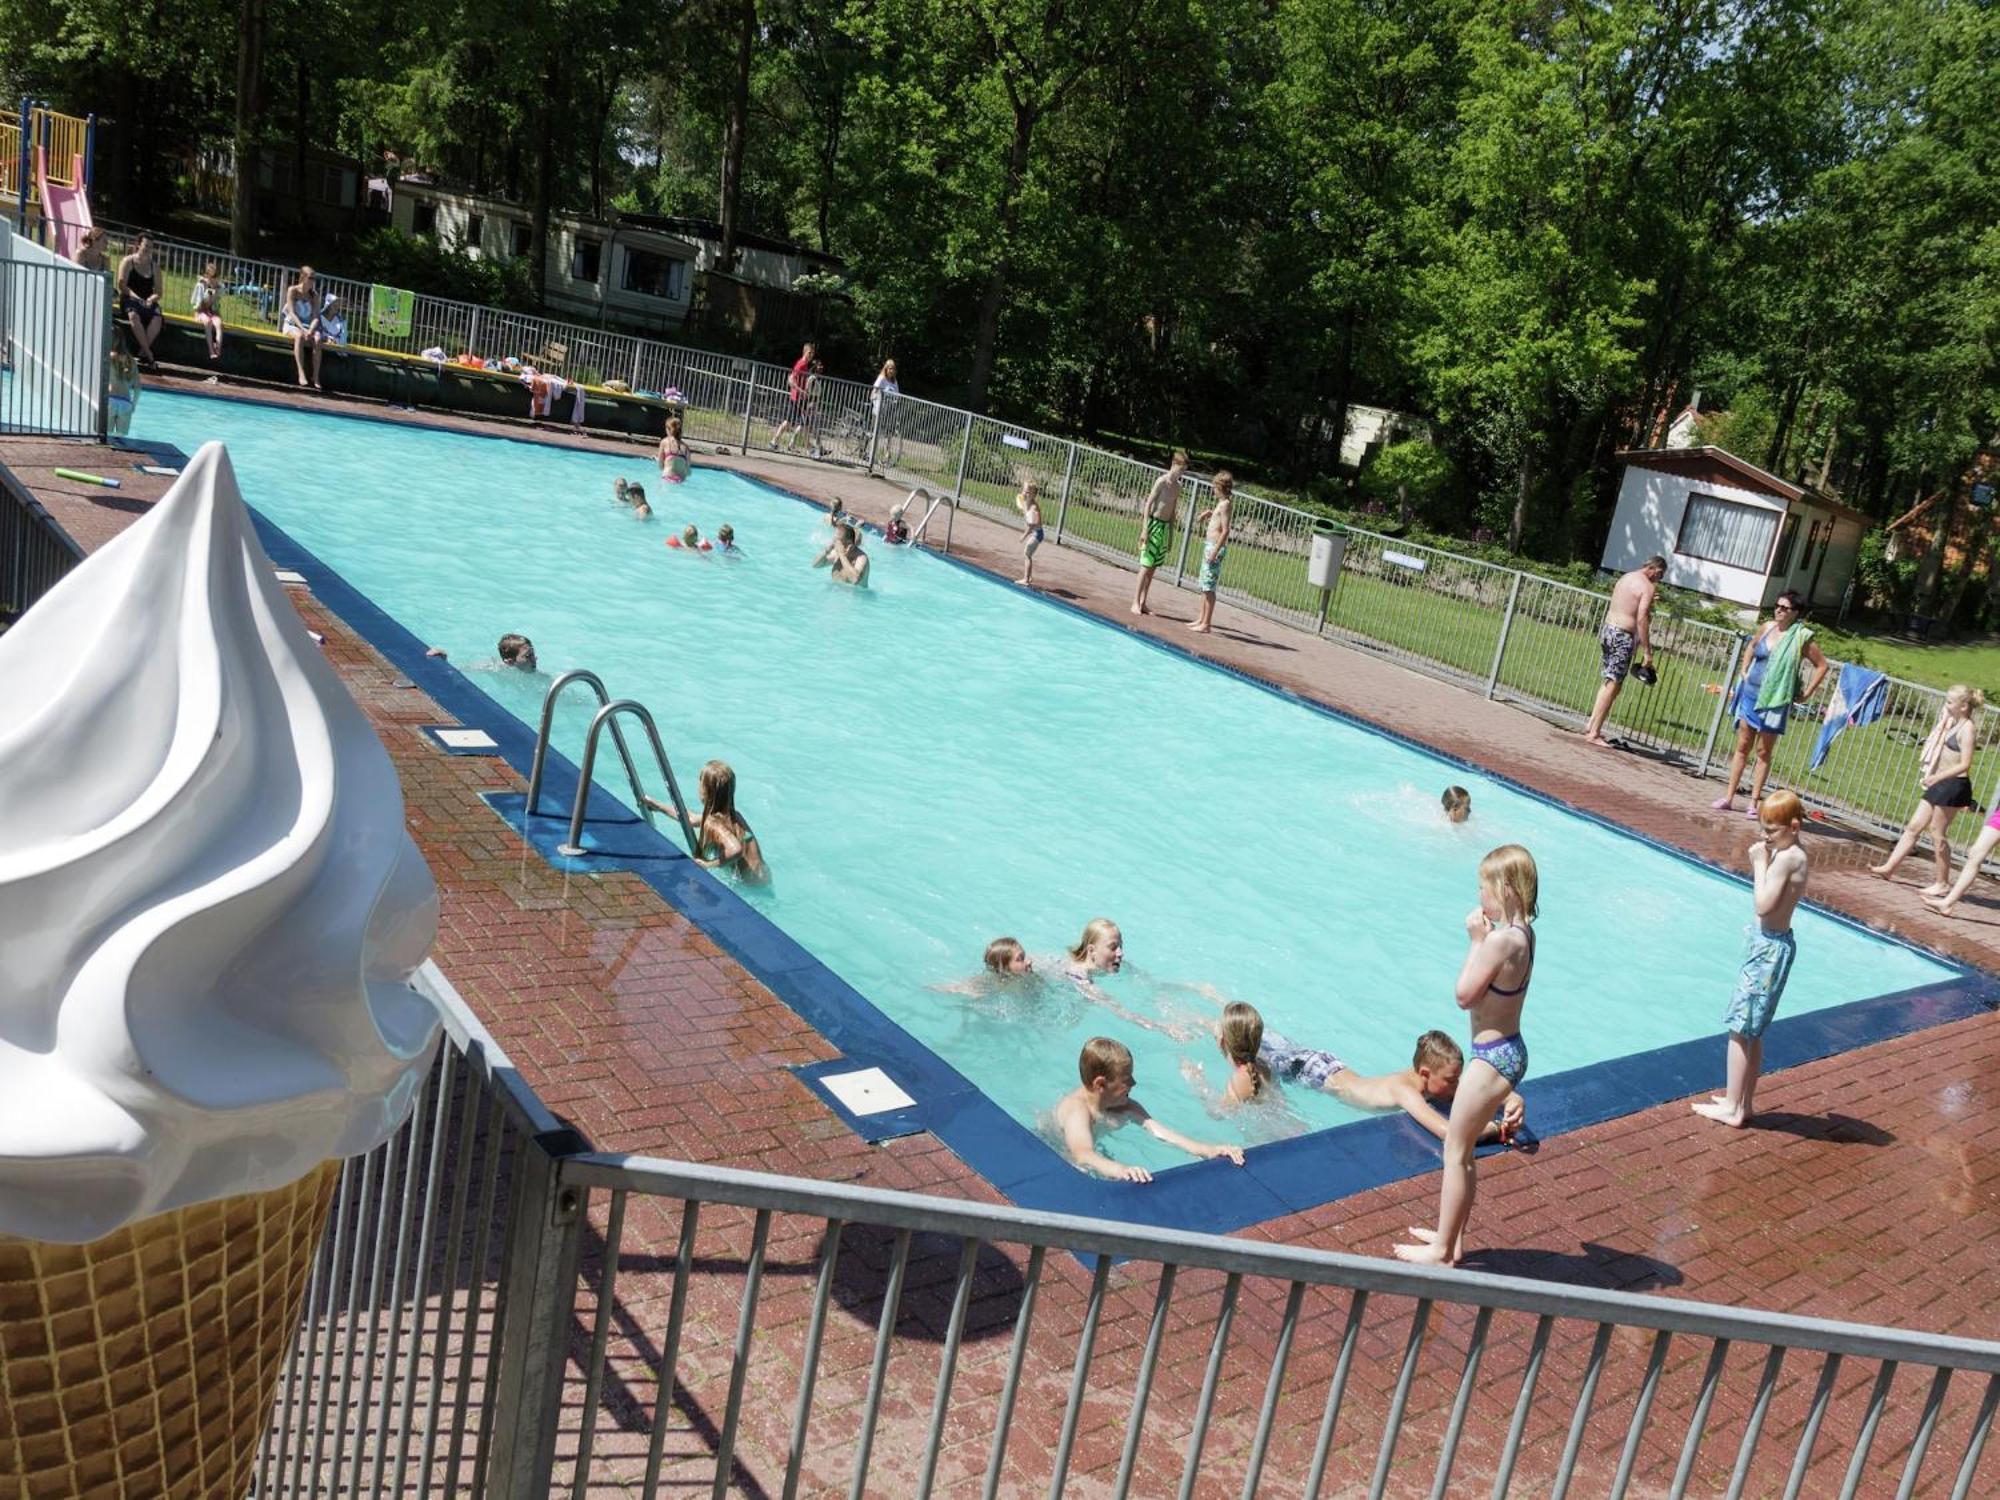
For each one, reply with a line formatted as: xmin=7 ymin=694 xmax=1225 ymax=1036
xmin=1694 ymin=790 xmax=1808 ymax=1129
xmin=1055 ymin=1038 xmax=1244 ymax=1182
xmin=614 ymin=477 xmax=630 ymax=504
xmin=985 ymin=937 xmax=1033 ymax=977
xmin=1442 ymin=786 xmax=1471 ymax=823
xmin=884 ymin=506 xmax=911 ymax=545
xmin=634 ymin=497 xmax=652 ymax=520
xmin=1395 ymin=844 xmax=1537 ymax=1266
xmin=716 ymin=524 xmax=738 ymax=553
xmin=668 ymin=523 xmax=712 ymax=551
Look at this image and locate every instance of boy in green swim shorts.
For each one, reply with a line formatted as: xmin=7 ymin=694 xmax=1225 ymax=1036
xmin=1695 ymin=790 xmax=1809 ymax=1129
xmin=1131 ymin=449 xmax=1189 ymax=616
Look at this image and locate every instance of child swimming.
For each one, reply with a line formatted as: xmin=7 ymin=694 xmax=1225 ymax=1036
xmin=1054 ymin=1038 xmax=1245 ymax=1182
xmin=1394 ymin=844 xmax=1537 ymax=1266
xmin=690 ymin=760 xmax=768 ymax=884
xmin=1442 ymin=786 xmax=1471 ymax=823
xmin=716 ymin=524 xmax=738 ymax=553
xmin=985 ymin=937 xmax=1033 ymax=976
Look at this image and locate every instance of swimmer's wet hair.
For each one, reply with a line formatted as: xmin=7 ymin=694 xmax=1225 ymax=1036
xmin=1079 ymin=1036 xmax=1133 ymax=1086
xmin=1068 ymin=918 xmax=1119 ymax=962
xmin=497 ymin=633 xmax=533 ymax=663
xmin=1219 ymin=1002 xmax=1267 ymax=1096
xmin=1478 ymin=844 xmax=1539 ymax=922
xmin=628 ymin=483 xmax=646 ymax=502
xmin=1413 ymin=1030 xmax=1463 ymax=1072
xmin=1441 ymin=786 xmax=1471 ymax=816
xmin=984 ymin=937 xmax=1026 ymax=974
xmin=1758 ymin=789 xmax=1805 ymax=827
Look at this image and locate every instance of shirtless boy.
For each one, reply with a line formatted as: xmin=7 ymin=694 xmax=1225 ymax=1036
xmin=813 ymin=522 xmax=871 ymax=587
xmin=1321 ymin=1030 xmax=1525 ymax=1145
xmin=1056 ymin=1037 xmax=1244 ymax=1182
xmin=1188 ymin=472 xmax=1233 ymax=633
xmin=1131 ymin=450 xmax=1189 ymax=616
xmin=1694 ymin=790 xmax=1809 ymax=1128
xmin=1583 ymin=556 xmax=1666 ymax=746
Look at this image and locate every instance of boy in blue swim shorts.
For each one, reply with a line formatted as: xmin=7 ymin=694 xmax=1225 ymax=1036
xmin=1326 ymin=1030 xmax=1525 ymax=1146
xmin=1696 ymin=790 xmax=1809 ymax=1129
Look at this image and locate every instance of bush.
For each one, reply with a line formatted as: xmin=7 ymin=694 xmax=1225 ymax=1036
xmin=1356 ymin=439 xmax=1454 ymax=524
xmin=345 ymin=228 xmax=541 ymax=311
xmin=1855 ymin=530 xmax=1919 ymax=615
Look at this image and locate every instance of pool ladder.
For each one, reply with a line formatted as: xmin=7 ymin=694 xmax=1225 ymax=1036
xmin=904 ymin=486 xmax=956 ymax=552
xmin=524 ymin=670 xmax=702 ymax=859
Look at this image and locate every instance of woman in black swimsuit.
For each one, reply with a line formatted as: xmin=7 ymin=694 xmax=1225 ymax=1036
xmin=1871 ymin=683 xmax=1983 ymax=895
xmin=115 ymin=235 xmax=164 ymax=368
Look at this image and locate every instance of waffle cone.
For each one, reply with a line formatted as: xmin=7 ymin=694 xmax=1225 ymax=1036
xmin=0 ymin=1160 xmax=341 ymax=1499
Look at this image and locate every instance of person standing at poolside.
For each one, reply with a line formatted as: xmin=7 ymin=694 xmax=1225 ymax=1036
xmin=1710 ymin=590 xmax=1830 ymax=816
xmin=1131 ymin=450 xmax=1189 ymax=616
xmin=1694 ymin=790 xmax=1808 ymax=1128
xmin=1870 ymin=685 xmax=1983 ymax=895
xmin=1189 ymin=472 xmax=1234 ymax=633
xmin=1582 ymin=556 xmax=1666 ymax=746
xmin=1394 ymin=844 xmax=1537 ymax=1267
xmin=771 ymin=341 xmax=816 ymax=453
xmin=1016 ymin=481 xmax=1044 ymax=586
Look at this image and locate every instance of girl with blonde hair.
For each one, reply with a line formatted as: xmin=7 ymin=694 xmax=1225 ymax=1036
xmin=1396 ymin=844 xmax=1538 ymax=1267
xmin=691 ymin=761 xmax=768 ymax=884
xmin=1871 ymin=684 xmax=1984 ymax=895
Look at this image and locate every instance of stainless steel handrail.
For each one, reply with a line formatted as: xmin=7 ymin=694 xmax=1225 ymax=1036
xmin=907 ymin=488 xmax=952 ymax=548
xmin=557 ymin=698 xmax=702 ymax=859
xmin=523 ymin=668 xmax=647 ymax=822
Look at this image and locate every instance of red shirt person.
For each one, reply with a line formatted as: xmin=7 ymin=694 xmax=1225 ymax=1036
xmin=771 ymin=341 xmax=817 ymax=453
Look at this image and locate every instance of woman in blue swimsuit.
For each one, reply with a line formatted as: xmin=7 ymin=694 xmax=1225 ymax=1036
xmin=1711 ymin=591 xmax=1829 ymax=816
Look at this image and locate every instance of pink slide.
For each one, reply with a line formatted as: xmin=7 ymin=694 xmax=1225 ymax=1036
xmin=34 ymin=147 xmax=92 ymax=260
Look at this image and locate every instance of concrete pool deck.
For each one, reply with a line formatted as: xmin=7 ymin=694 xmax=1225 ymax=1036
xmin=5 ymin=376 xmax=1998 ymax=1494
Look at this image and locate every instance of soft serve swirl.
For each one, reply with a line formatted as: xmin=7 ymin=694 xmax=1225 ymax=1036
xmin=0 ymin=443 xmax=441 ymax=1241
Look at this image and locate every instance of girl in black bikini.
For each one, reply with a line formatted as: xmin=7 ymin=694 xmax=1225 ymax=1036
xmin=1871 ymin=684 xmax=1983 ymax=895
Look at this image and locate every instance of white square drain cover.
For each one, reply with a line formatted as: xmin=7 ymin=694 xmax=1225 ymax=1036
xmin=436 ymin=728 xmax=498 ymax=750
xmin=820 ymin=1067 xmax=915 ymax=1116
xmin=273 ymin=568 xmax=308 ymax=585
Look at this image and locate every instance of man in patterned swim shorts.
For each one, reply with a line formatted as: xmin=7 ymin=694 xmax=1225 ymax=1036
xmin=1583 ymin=555 xmax=1666 ymax=747
xmin=1131 ymin=449 xmax=1189 ymax=616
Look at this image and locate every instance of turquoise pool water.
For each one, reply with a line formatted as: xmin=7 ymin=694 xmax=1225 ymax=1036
xmin=136 ymin=393 xmax=1956 ymax=1170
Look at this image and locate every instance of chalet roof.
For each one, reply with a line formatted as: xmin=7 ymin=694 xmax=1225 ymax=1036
xmin=1616 ymin=446 xmax=1873 ymax=527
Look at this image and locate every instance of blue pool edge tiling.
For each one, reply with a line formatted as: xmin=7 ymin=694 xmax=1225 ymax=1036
xmin=144 ymin=412 xmax=2000 ymax=1239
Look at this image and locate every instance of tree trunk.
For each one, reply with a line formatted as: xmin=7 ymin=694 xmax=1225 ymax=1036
xmin=292 ymin=58 xmax=309 ymax=230
xmin=1765 ymin=375 xmax=1804 ymax=471
xmin=717 ymin=0 xmax=755 ymax=271
xmin=1327 ymin=304 xmax=1356 ymax=473
xmin=530 ymin=55 xmax=558 ymax=306
xmin=229 ymin=0 xmax=266 ymax=255
xmin=966 ymin=107 xmax=1036 ymax=412
xmin=1509 ymin=446 xmax=1533 ymax=554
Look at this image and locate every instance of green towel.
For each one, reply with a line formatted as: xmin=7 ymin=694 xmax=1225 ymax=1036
xmin=368 ymin=284 xmax=414 ymax=338
xmin=1755 ymin=622 xmax=1811 ymax=711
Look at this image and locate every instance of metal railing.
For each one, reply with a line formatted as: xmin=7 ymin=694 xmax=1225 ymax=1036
xmin=49 ymin=217 xmax=1996 ymax=850
xmin=1 ymin=218 xmax=108 ymax=438
xmin=270 ymin=968 xmax=2000 ymax=1498
xmin=0 ymin=467 xmax=82 ymax=615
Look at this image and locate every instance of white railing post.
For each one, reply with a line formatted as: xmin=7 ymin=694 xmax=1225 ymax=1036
xmin=1486 ymin=574 xmax=1523 ymax=699
xmin=739 ymin=368 xmax=756 ymax=450
xmin=628 ymin=343 xmax=641 ymax=392
xmin=1173 ymin=479 xmax=1197 ymax=585
xmin=467 ymin=308 xmax=481 ymax=358
xmin=865 ymin=400 xmax=883 ymax=475
xmin=1054 ymin=442 xmax=1077 ymax=544
xmin=952 ymin=412 xmax=974 ymax=501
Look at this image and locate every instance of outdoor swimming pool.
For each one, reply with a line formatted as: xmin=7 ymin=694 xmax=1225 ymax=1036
xmin=135 ymin=392 xmax=1961 ymax=1187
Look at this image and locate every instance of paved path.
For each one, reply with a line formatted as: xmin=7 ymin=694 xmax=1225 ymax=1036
xmin=6 ymin=373 xmax=1997 ymax=1496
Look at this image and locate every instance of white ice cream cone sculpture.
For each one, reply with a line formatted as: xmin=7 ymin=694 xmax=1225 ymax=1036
xmin=0 ymin=445 xmax=440 ymax=1494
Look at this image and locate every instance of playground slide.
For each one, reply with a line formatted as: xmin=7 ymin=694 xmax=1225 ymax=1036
xmin=34 ymin=146 xmax=91 ymax=261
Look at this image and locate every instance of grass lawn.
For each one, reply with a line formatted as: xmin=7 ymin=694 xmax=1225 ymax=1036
xmin=1806 ymin=626 xmax=2000 ymax=694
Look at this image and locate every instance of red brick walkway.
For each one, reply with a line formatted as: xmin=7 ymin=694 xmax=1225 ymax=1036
xmin=6 ymin=374 xmax=1997 ymax=1496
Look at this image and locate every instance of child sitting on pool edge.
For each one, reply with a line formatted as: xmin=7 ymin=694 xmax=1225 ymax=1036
xmin=1056 ymin=1038 xmax=1244 ymax=1182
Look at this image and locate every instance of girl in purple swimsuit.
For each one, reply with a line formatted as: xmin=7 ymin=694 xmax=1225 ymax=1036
xmin=1394 ymin=844 xmax=1538 ymax=1267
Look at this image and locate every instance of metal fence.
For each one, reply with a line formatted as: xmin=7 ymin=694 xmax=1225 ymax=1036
xmin=53 ymin=217 xmax=2000 ymax=852
xmin=0 ymin=466 xmax=81 ymax=615
xmin=266 ymin=968 xmax=2000 ymax=1499
xmin=1 ymin=218 xmax=107 ymax=438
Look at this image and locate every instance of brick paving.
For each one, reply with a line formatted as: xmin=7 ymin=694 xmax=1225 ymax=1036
xmin=5 ymin=372 xmax=1998 ymax=1495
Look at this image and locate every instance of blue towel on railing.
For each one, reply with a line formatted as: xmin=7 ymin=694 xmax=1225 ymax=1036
xmin=1810 ymin=663 xmax=1889 ymax=770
